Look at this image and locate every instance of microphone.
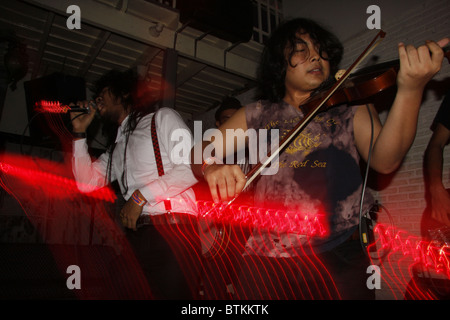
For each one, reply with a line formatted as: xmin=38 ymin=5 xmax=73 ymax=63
xmin=66 ymin=106 xmax=91 ymax=113
xmin=34 ymin=100 xmax=97 ymax=114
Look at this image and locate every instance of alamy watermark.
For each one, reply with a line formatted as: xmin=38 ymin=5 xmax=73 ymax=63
xmin=366 ymin=265 xmax=381 ymax=290
xmin=66 ymin=265 xmax=81 ymax=290
xmin=66 ymin=4 xmax=381 ymax=31
xmin=171 ymin=121 xmax=280 ymax=175
xmin=66 ymin=5 xmax=81 ymax=30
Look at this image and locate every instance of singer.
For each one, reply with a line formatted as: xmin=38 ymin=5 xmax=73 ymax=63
xmin=70 ymin=69 xmax=203 ymax=299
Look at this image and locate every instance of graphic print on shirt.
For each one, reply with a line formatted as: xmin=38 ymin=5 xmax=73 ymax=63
xmin=245 ymin=101 xmax=371 ymax=257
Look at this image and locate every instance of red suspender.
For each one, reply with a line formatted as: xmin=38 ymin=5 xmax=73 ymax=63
xmin=151 ymin=112 xmax=172 ymax=212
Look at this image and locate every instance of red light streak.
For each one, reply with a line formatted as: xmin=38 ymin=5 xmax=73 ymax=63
xmin=0 ymin=153 xmax=151 ymax=299
xmin=367 ymin=223 xmax=450 ymax=299
xmin=370 ymin=224 xmax=450 ymax=279
xmin=195 ymin=200 xmax=328 ymax=237
xmin=193 ymin=200 xmax=340 ymax=299
xmin=4 ymin=151 xmax=448 ymax=299
xmin=34 ymin=100 xmax=72 ymax=113
xmin=0 ymin=160 xmax=116 ymax=202
xmin=30 ymin=100 xmax=75 ymax=150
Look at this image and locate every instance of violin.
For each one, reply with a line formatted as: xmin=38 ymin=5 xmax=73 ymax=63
xmin=243 ymin=34 xmax=449 ymax=190
xmin=215 ymin=32 xmax=449 ymax=211
xmin=240 ymin=30 xmax=388 ymax=190
xmin=301 ymin=45 xmax=450 ymax=114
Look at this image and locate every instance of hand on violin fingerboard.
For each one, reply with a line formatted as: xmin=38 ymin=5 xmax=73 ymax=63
xmin=397 ymin=37 xmax=449 ymax=92
xmin=335 ymin=69 xmax=347 ymax=81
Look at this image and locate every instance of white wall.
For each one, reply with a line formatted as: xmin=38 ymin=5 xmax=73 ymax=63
xmin=283 ymin=0 xmax=426 ymax=43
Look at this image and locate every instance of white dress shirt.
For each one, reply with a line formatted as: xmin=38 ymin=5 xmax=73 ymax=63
xmin=72 ymin=107 xmax=198 ymax=216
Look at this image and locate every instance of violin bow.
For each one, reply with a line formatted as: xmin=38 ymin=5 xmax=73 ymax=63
xmin=202 ymin=30 xmax=386 ymax=217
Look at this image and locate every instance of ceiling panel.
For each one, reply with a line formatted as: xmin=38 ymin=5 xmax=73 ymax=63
xmin=0 ymin=0 xmax=260 ymax=124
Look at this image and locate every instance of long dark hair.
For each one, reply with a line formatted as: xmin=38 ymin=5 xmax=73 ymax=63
xmin=93 ymin=69 xmax=158 ymax=194
xmin=257 ymin=18 xmax=343 ymax=102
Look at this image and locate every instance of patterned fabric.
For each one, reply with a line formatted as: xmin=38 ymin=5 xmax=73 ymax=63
xmin=151 ymin=113 xmax=164 ymax=177
xmin=244 ymin=100 xmax=374 ymax=257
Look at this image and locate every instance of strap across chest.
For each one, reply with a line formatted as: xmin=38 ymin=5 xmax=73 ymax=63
xmin=151 ymin=112 xmax=172 ymax=212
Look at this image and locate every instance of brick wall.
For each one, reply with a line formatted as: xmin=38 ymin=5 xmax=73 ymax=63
xmin=340 ymin=0 xmax=450 ymax=232
xmin=339 ymin=0 xmax=450 ymax=299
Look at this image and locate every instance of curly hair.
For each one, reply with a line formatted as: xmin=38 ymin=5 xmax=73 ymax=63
xmin=94 ymin=69 xmax=159 ymax=194
xmin=257 ymin=18 xmax=343 ymax=102
xmin=93 ymin=69 xmax=135 ymax=109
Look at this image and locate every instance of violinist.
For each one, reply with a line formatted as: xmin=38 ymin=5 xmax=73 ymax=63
xmin=190 ymin=18 xmax=448 ymax=299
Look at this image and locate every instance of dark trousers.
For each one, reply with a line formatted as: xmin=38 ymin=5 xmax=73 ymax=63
xmin=200 ymin=223 xmax=252 ymax=299
xmin=235 ymin=239 xmax=376 ymax=300
xmin=109 ymin=216 xmax=203 ymax=300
